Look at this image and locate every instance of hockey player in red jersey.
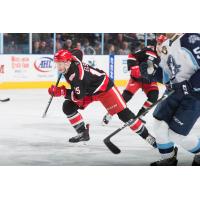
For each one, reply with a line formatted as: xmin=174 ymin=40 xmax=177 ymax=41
xmin=48 ymin=48 xmax=157 ymax=147
xmin=102 ymin=37 xmax=166 ymax=125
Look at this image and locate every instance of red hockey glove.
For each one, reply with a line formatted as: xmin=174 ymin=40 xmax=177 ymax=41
xmin=130 ymin=66 xmax=141 ymax=78
xmin=48 ymin=85 xmax=67 ymax=97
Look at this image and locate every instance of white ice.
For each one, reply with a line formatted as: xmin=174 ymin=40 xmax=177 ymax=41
xmin=0 ymin=87 xmax=199 ymax=166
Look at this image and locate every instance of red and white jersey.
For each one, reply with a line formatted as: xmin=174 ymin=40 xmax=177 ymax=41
xmin=64 ymin=49 xmax=114 ymax=101
xmin=128 ymin=47 xmax=160 ymax=70
xmin=127 ymin=47 xmax=160 ymax=82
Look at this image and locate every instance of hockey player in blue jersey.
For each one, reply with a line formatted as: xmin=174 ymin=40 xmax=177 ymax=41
xmin=140 ymin=33 xmax=200 ymax=165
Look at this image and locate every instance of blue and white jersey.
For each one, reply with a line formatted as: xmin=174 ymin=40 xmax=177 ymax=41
xmin=159 ymin=33 xmax=200 ymax=84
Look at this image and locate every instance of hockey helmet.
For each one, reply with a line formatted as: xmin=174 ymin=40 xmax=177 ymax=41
xmin=54 ymin=49 xmax=73 ymax=62
xmin=156 ymin=35 xmax=167 ymax=44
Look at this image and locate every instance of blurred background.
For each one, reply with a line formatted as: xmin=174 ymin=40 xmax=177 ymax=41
xmin=0 ymin=33 xmax=159 ymax=55
xmin=0 ymin=33 xmax=165 ymax=89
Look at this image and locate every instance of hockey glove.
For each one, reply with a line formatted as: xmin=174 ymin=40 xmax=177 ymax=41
xmin=48 ymin=85 xmax=67 ymax=97
xmin=130 ymin=65 xmax=141 ymax=78
xmin=166 ymin=81 xmax=192 ymax=96
xmin=189 ymin=69 xmax=200 ymax=100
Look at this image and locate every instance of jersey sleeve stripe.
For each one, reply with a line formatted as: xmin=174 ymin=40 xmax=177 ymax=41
xmin=146 ymin=51 xmax=157 ymax=58
xmin=128 ymin=54 xmax=137 ymax=60
xmin=128 ymin=57 xmax=137 ymax=61
xmin=72 ymin=55 xmax=84 ymax=80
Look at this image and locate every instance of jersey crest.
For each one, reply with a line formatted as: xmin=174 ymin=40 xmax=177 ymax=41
xmin=167 ymin=55 xmax=181 ymax=77
xmin=188 ymin=34 xmax=200 ymax=44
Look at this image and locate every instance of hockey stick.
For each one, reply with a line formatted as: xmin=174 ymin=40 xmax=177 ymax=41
xmin=42 ymin=73 xmax=62 ymax=118
xmin=103 ymin=90 xmax=175 ymax=154
xmin=0 ymin=98 xmax=10 ymax=102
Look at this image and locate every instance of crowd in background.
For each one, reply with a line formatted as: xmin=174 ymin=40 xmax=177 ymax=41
xmin=3 ymin=33 xmax=29 ymax=54
xmin=3 ymin=33 xmax=157 ymax=55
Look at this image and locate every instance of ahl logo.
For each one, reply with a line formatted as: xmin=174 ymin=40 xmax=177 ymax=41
xmin=34 ymin=57 xmax=54 ymax=72
xmin=167 ymin=55 xmax=181 ymax=77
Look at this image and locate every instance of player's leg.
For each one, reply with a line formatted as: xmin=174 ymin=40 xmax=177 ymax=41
xmin=169 ymin=130 xmax=200 ymax=165
xmin=151 ymin=119 xmax=178 ymax=166
xmin=62 ymin=99 xmax=91 ymax=143
xmin=102 ymin=79 xmax=140 ymax=125
xmin=99 ymin=86 xmax=157 ymax=148
xmin=122 ymin=79 xmax=141 ymax=103
xmin=151 ymin=92 xmax=181 ymax=165
xmin=117 ymin=108 xmax=157 ymax=147
xmin=137 ymin=82 xmax=159 ymax=123
xmin=167 ymin=95 xmax=200 ymax=165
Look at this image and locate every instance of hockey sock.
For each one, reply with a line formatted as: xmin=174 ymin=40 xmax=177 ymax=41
xmin=122 ymin=90 xmax=133 ymax=103
xmin=153 ymin=119 xmax=175 ymax=159
xmin=129 ymin=119 xmax=150 ymax=139
xmin=130 ymin=118 xmax=144 ymax=133
xmin=157 ymin=142 xmax=175 ymax=159
xmin=190 ymin=139 xmax=200 ymax=154
xmin=139 ymin=100 xmax=153 ymax=115
xmin=169 ymin=130 xmax=200 ymax=154
xmin=67 ymin=112 xmax=86 ymax=133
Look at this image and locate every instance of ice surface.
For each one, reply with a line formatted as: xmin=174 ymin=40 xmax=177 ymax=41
xmin=0 ymin=88 xmax=199 ymax=166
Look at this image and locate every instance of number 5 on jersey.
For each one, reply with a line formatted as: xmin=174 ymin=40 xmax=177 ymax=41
xmin=75 ymin=87 xmax=80 ymax=94
xmin=193 ymin=47 xmax=200 ymax=59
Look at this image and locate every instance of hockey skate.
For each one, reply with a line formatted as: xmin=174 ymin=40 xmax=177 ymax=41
xmin=102 ymin=113 xmax=112 ymax=125
xmin=192 ymin=154 xmax=200 ymax=166
xmin=150 ymin=147 xmax=178 ymax=166
xmin=69 ymin=124 xmax=90 ymax=143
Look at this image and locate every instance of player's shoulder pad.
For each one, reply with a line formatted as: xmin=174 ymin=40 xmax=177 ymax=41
xmin=180 ymin=33 xmax=200 ymax=66
xmin=128 ymin=53 xmax=137 ymax=61
xmin=70 ymin=49 xmax=84 ymax=80
xmin=144 ymin=47 xmax=158 ymax=58
xmin=70 ymin=61 xmax=85 ymax=81
xmin=180 ymin=33 xmax=200 ymax=47
xmin=71 ymin=48 xmax=83 ymax=61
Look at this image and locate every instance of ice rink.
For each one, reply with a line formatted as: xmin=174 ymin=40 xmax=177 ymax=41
xmin=0 ymin=87 xmax=199 ymax=166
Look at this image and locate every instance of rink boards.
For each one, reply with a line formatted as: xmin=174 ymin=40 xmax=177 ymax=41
xmin=0 ymin=54 xmax=132 ymax=89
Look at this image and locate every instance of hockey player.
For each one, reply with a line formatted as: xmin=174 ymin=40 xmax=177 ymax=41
xmin=102 ymin=42 xmax=162 ymax=125
xmin=48 ymin=48 xmax=157 ymax=148
xmin=0 ymin=65 xmax=10 ymax=102
xmin=140 ymin=33 xmax=200 ymax=165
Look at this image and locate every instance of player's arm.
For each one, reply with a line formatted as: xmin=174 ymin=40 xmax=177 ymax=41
xmin=143 ymin=48 xmax=161 ymax=76
xmin=48 ymin=60 xmax=86 ymax=101
xmin=127 ymin=54 xmax=141 ymax=78
xmin=137 ymin=48 xmax=161 ymax=81
xmin=180 ymin=33 xmax=200 ymax=67
xmin=69 ymin=63 xmax=86 ymax=102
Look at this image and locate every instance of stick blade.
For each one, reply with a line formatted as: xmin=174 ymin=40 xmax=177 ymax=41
xmin=103 ymin=138 xmax=121 ymax=154
xmin=0 ymin=98 xmax=10 ymax=102
xmin=42 ymin=112 xmax=47 ymax=118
